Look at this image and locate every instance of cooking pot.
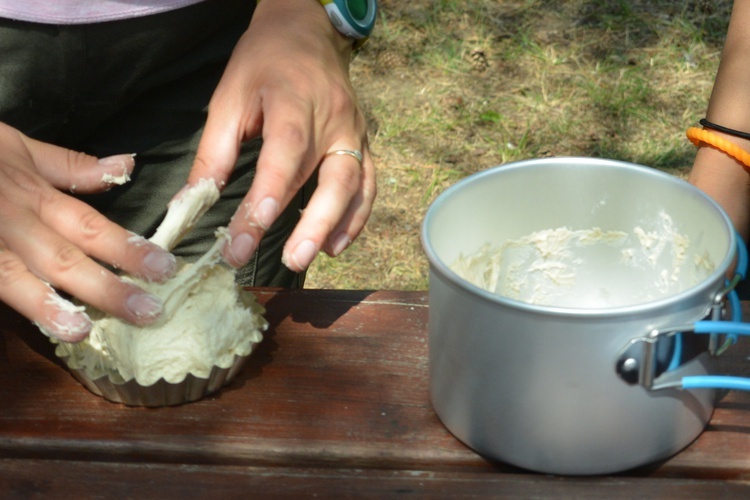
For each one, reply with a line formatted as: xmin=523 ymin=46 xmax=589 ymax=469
xmin=421 ymin=157 xmax=750 ymax=475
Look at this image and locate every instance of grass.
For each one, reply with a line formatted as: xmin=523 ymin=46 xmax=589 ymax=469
xmin=304 ymin=0 xmax=733 ymax=291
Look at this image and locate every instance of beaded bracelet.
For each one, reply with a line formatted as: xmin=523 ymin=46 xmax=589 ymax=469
xmin=699 ymin=118 xmax=750 ymax=141
xmin=686 ymin=126 xmax=750 ymax=168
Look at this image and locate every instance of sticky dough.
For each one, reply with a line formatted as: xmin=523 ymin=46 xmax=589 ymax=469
xmin=54 ymin=179 xmax=267 ymax=386
xmin=451 ymin=214 xmax=715 ymax=308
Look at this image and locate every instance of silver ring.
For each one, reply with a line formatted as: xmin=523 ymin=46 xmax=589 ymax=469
xmin=325 ymin=149 xmax=363 ymax=167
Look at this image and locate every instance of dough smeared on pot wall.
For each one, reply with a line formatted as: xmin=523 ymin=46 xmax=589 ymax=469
xmin=451 ymin=212 xmax=716 ymax=308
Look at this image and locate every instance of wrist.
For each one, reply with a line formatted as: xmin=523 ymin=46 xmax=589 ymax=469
xmin=253 ymin=0 xmax=354 ymax=56
xmin=255 ymin=0 xmax=375 ymax=50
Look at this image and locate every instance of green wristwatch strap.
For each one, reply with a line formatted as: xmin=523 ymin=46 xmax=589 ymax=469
xmin=255 ymin=0 xmax=377 ymax=49
xmin=319 ymin=0 xmax=377 ymax=45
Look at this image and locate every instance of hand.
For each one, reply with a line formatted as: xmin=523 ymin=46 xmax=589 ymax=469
xmin=186 ymin=0 xmax=376 ymax=272
xmin=0 ymin=123 xmax=176 ymax=342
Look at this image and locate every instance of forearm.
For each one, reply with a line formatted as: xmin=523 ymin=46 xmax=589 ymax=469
xmin=704 ymin=1 xmax=750 ymax=129
xmin=689 ymin=1 xmax=750 ymax=240
xmin=688 ymin=147 xmax=750 ymax=240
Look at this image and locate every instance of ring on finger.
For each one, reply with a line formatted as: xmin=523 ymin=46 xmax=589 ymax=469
xmin=325 ymin=149 xmax=363 ymax=168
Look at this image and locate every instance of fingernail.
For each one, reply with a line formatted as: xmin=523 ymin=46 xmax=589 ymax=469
xmin=99 ymin=154 xmax=135 ymax=186
xmin=44 ymin=310 xmax=92 ymax=342
xmin=143 ymin=250 xmax=177 ymax=279
xmin=228 ymin=233 xmax=256 ymax=267
xmin=126 ymin=292 xmax=163 ymax=321
xmin=286 ymin=239 xmax=318 ymax=271
xmin=330 ymin=233 xmax=352 ymax=256
xmin=254 ymin=197 xmax=279 ymax=230
xmin=98 ymin=153 xmax=136 ymax=169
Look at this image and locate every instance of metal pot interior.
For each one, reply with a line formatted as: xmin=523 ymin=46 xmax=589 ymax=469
xmin=423 ymin=157 xmax=734 ymax=312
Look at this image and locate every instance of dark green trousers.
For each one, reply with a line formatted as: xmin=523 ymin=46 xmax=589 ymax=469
xmin=0 ymin=0 xmax=310 ymax=287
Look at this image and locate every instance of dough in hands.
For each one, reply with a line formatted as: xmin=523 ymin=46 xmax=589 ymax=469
xmin=53 ymin=179 xmax=267 ymax=386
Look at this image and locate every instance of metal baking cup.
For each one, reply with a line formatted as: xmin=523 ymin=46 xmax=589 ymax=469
xmin=59 ymin=348 xmax=255 ymax=407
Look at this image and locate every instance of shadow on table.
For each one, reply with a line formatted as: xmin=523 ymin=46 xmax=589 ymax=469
xmin=256 ymin=288 xmax=376 ymax=331
xmin=219 ymin=288 xmax=377 ymax=397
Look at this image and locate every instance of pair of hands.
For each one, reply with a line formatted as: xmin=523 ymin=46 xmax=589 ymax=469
xmin=0 ymin=0 xmax=375 ymax=342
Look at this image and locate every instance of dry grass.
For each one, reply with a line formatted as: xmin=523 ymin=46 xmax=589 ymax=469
xmin=305 ymin=0 xmax=733 ymax=290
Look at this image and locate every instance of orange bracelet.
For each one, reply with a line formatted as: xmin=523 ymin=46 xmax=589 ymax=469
xmin=686 ymin=126 xmax=750 ymax=168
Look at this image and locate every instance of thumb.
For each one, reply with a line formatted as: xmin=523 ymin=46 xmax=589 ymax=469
xmin=21 ymin=134 xmax=135 ymax=194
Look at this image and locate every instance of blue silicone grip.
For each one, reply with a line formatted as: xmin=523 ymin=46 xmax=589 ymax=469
xmin=681 ymin=376 xmax=750 ymax=391
xmin=735 ymin=232 xmax=748 ymax=280
xmin=693 ymin=321 xmax=750 ymax=336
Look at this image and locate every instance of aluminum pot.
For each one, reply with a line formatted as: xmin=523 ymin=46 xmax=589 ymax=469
xmin=421 ymin=157 xmax=747 ymax=475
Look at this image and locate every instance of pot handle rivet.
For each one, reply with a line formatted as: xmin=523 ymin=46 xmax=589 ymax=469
xmin=615 ymin=352 xmax=641 ymax=385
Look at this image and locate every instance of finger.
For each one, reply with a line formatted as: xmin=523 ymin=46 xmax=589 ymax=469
xmin=321 ymin=149 xmax=376 ymax=257
xmin=182 ymin=84 xmax=257 ymax=261
xmin=1 ymin=201 xmax=168 ymax=326
xmin=223 ymin=96 xmax=316 ymax=267
xmin=4 ymin=225 xmax=164 ymax=327
xmin=0 ymin=140 xmax=176 ymax=285
xmin=280 ymin=145 xmax=368 ymax=272
xmin=0 ymin=248 xmax=92 ymax=342
xmin=31 ymin=188 xmax=178 ymax=283
xmin=187 ymin=75 xmax=261 ymax=190
xmin=188 ymin=117 xmax=241 ymax=188
xmin=21 ymin=134 xmax=136 ymax=193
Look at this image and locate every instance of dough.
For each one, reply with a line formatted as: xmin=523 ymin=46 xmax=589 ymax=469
xmin=54 ymin=179 xmax=267 ymax=386
xmin=451 ymin=213 xmax=715 ymax=308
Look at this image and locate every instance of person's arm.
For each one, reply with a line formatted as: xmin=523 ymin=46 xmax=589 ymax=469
xmin=689 ymin=1 xmax=750 ymax=240
xmin=186 ymin=0 xmax=376 ymax=272
xmin=0 ymin=123 xmax=175 ymax=342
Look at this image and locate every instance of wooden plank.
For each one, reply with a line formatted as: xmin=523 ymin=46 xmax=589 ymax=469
xmin=0 ymin=459 xmax=749 ymax=498
xmin=0 ymin=289 xmax=748 ymax=482
xmin=0 ymin=290 xmax=479 ymax=470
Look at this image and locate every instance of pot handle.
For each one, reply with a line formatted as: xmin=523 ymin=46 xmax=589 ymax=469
xmin=617 ymin=233 xmax=749 ymax=392
xmin=642 ymin=320 xmax=750 ymax=391
xmin=693 ymin=320 xmax=750 ymax=336
xmin=679 ymin=376 xmax=750 ymax=391
xmin=668 ymin=237 xmax=750 ymax=391
xmin=683 ymin=231 xmax=748 ymax=355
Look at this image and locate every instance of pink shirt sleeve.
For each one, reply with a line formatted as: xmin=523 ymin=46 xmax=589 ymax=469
xmin=0 ymin=0 xmax=207 ymax=24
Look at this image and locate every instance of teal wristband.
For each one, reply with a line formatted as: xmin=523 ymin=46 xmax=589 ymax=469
xmin=319 ymin=0 xmax=377 ymax=40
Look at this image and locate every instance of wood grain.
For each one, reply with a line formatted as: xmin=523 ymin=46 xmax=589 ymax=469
xmin=0 ymin=289 xmax=748 ymax=495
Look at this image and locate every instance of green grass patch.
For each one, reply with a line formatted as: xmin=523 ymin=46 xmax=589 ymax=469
xmin=305 ymin=0 xmax=733 ymax=290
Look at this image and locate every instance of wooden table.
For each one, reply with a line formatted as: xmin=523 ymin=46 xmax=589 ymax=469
xmin=0 ymin=289 xmax=748 ymax=497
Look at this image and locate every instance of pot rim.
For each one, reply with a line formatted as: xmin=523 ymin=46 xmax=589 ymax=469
xmin=421 ymin=156 xmax=737 ymax=319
